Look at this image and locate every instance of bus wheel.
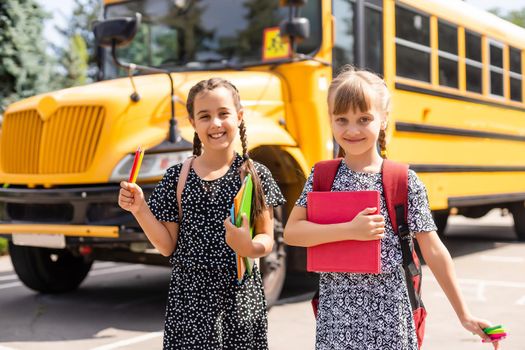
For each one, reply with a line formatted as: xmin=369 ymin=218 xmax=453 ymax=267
xmin=510 ymin=202 xmax=525 ymax=241
xmin=432 ymin=210 xmax=449 ymax=237
xmin=260 ymin=206 xmax=286 ymax=308
xmin=9 ymin=242 xmax=93 ymax=293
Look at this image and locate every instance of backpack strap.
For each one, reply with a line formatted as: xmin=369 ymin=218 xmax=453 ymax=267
xmin=381 ymin=160 xmax=419 ymax=274
xmin=382 ymin=160 xmax=424 ymax=314
xmin=313 ymin=159 xmax=343 ymax=192
xmin=176 ymin=156 xmax=196 ymax=223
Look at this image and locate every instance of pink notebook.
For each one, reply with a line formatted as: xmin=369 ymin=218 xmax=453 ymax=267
xmin=306 ymin=191 xmax=381 ymax=273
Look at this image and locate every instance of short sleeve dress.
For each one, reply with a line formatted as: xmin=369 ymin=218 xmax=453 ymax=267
xmin=148 ymin=154 xmax=285 ymax=350
xmin=295 ymin=159 xmax=437 ymax=350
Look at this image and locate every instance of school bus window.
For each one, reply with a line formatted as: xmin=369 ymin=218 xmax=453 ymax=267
xmin=489 ymin=42 xmax=504 ymax=96
xmin=466 ymin=31 xmax=482 ymax=62
xmin=103 ymin=0 xmax=322 ymax=78
xmin=510 ymin=47 xmax=522 ymax=74
xmin=333 ymin=0 xmax=356 ymax=74
xmin=365 ymin=5 xmax=383 ymax=75
xmin=438 ymin=20 xmax=458 ymax=88
xmin=509 ymin=47 xmax=522 ymax=102
xmin=395 ymin=5 xmax=431 ymax=82
xmin=395 ymin=6 xmax=429 ymax=45
xmin=465 ymin=30 xmax=482 ymax=94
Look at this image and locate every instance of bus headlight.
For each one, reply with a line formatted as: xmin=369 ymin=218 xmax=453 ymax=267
xmin=109 ymin=150 xmax=193 ymax=182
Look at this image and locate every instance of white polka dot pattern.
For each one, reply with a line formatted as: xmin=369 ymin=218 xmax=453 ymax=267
xmin=147 ymin=154 xmax=285 ymax=349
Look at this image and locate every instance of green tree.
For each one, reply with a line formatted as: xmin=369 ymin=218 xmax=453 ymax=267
xmin=55 ymin=0 xmax=102 ymax=85
xmin=0 ymin=237 xmax=7 ymax=255
xmin=489 ymin=7 xmax=525 ymax=28
xmin=236 ymin=1 xmax=281 ymax=57
xmin=58 ymin=33 xmax=89 ymax=87
xmin=0 ymin=0 xmax=52 ymax=115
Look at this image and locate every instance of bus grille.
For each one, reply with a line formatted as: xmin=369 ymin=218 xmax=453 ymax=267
xmin=2 ymin=106 xmax=105 ymax=174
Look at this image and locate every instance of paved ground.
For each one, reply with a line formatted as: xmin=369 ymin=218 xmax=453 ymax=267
xmin=0 ymin=210 xmax=524 ymax=349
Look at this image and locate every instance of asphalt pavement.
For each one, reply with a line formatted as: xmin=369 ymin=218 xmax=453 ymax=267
xmin=0 ymin=210 xmax=524 ymax=349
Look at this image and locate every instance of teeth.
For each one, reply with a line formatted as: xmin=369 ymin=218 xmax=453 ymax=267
xmin=210 ymin=132 xmax=225 ymax=139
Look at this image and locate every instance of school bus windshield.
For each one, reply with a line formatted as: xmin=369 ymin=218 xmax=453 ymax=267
xmin=102 ymin=0 xmax=322 ymax=79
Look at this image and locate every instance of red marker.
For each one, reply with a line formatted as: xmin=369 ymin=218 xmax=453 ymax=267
xmin=128 ymin=146 xmax=144 ymax=183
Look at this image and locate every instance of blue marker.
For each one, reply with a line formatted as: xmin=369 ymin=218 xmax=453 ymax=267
xmin=230 ymin=205 xmax=235 ymax=224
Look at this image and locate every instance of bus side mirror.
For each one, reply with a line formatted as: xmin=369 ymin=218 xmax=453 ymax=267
xmin=279 ymin=0 xmax=310 ymax=42
xmin=280 ymin=17 xmax=310 ymax=41
xmin=93 ymin=12 xmax=142 ymax=48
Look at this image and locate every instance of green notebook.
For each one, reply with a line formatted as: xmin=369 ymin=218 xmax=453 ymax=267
xmin=236 ymin=174 xmax=255 ymax=275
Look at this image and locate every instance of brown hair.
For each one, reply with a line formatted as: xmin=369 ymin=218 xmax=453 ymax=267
xmin=186 ymin=78 xmax=267 ymax=221
xmin=328 ymin=65 xmax=391 ymax=158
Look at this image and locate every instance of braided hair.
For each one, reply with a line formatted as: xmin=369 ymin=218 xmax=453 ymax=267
xmin=186 ymin=78 xmax=267 ymax=221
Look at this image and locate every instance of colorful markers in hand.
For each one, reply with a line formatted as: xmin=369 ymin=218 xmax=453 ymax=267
xmin=128 ymin=146 xmax=144 ymax=183
xmin=482 ymin=325 xmax=507 ymax=342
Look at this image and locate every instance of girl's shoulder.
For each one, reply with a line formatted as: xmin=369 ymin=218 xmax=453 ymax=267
xmin=252 ymin=160 xmax=272 ymax=177
xmin=161 ymin=162 xmax=183 ymax=183
xmin=407 ymin=168 xmax=428 ymax=193
xmin=407 ymin=168 xmax=422 ymax=183
xmin=171 ymin=162 xmax=184 ymax=175
xmin=251 ymin=160 xmax=282 ymax=183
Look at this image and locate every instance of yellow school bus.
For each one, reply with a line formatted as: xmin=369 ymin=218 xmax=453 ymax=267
xmin=1 ymin=0 xmax=524 ymax=304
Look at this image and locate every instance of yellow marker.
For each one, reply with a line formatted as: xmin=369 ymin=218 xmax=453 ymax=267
xmin=129 ymin=147 xmax=145 ymax=183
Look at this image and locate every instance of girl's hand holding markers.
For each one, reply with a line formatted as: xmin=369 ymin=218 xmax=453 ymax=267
xmin=224 ymin=213 xmax=254 ymax=257
xmin=118 ymin=181 xmax=145 ymax=215
xmin=347 ymin=207 xmax=386 ymax=241
xmin=461 ymin=316 xmax=501 ymax=350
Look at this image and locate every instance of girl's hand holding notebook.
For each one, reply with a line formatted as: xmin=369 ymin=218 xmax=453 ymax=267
xmin=224 ymin=213 xmax=254 ymax=257
xmin=225 ymin=174 xmax=255 ymax=282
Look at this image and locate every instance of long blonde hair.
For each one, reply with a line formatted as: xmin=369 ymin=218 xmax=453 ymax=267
xmin=328 ymin=65 xmax=391 ymax=158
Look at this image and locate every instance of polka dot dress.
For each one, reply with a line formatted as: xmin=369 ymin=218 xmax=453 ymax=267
xmin=148 ymin=153 xmax=285 ymax=350
xmin=296 ymin=160 xmax=437 ymax=350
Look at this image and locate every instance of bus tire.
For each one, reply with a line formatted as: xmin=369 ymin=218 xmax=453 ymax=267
xmin=432 ymin=210 xmax=449 ymax=237
xmin=9 ymin=242 xmax=93 ymax=293
xmin=260 ymin=206 xmax=286 ymax=308
xmin=510 ymin=203 xmax=525 ymax=241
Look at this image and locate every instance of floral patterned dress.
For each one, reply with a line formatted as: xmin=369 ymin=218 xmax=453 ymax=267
xmin=296 ymin=160 xmax=437 ymax=350
xmin=148 ymin=154 xmax=285 ymax=350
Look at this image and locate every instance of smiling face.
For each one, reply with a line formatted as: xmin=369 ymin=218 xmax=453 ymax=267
xmin=327 ymin=67 xmax=391 ymax=160
xmin=328 ymin=84 xmax=387 ymax=158
xmin=330 ymin=104 xmax=384 ymax=158
xmin=190 ymin=86 xmax=243 ymax=153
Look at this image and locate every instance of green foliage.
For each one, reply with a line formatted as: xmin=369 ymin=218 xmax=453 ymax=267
xmin=236 ymin=1 xmax=280 ymax=57
xmin=0 ymin=238 xmax=7 ymax=256
xmin=58 ymin=34 xmax=89 ymax=87
xmin=489 ymin=7 xmax=525 ymax=28
xmin=55 ymin=0 xmax=102 ymax=85
xmin=0 ymin=0 xmax=52 ymax=115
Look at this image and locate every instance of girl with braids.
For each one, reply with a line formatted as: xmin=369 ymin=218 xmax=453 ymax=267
xmin=118 ymin=77 xmax=285 ymax=349
xmin=284 ymin=66 xmax=499 ymax=350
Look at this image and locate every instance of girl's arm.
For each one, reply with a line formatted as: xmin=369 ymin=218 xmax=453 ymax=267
xmin=417 ymin=231 xmax=499 ymax=348
xmin=224 ymin=207 xmax=274 ymax=259
xmin=252 ymin=207 xmax=274 ymax=257
xmin=119 ymin=181 xmax=179 ymax=257
xmin=283 ymin=205 xmax=385 ymax=247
